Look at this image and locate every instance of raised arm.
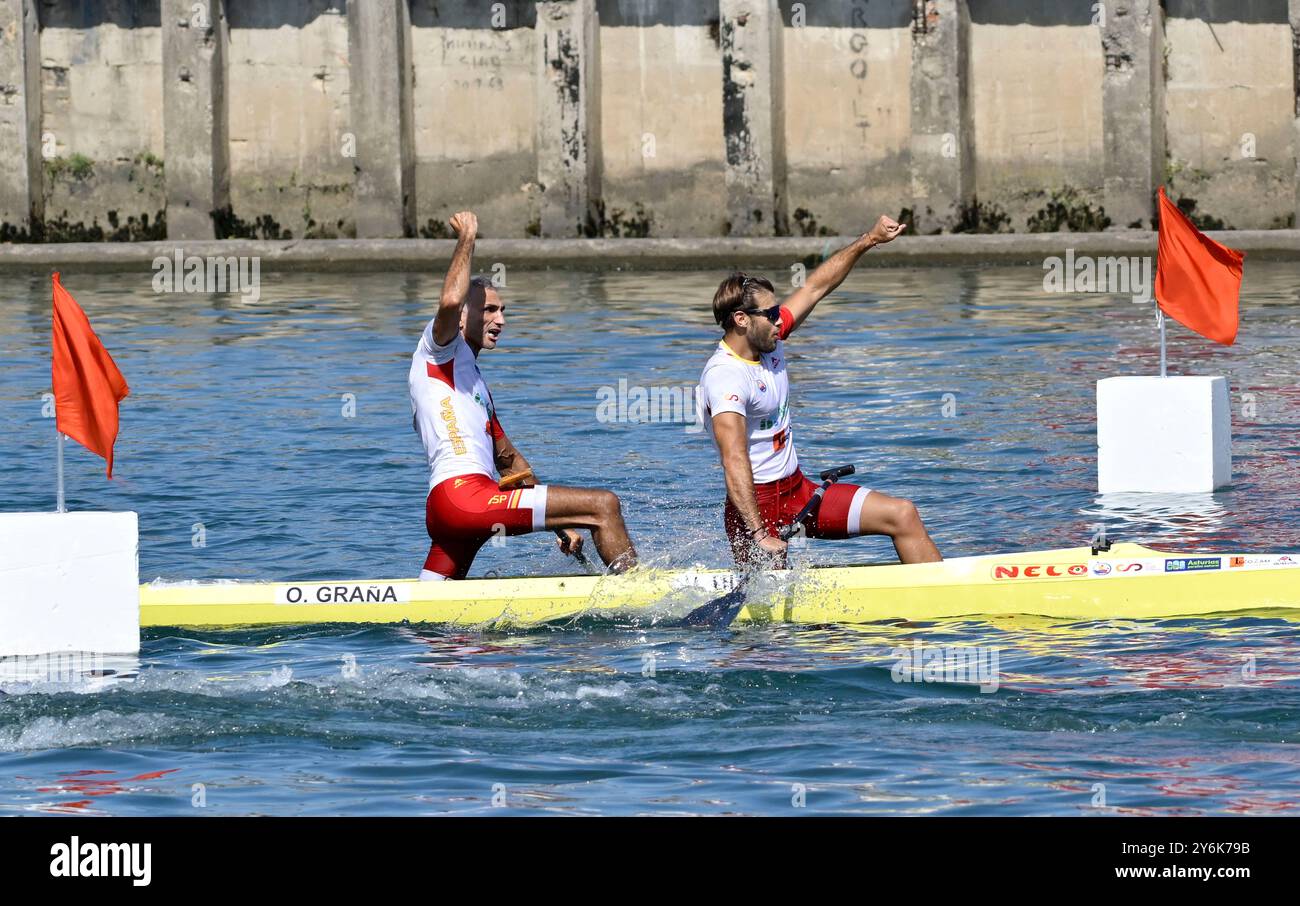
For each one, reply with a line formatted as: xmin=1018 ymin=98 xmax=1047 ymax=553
xmin=434 ymin=211 xmax=478 ymax=347
xmin=780 ymin=214 xmax=906 ymax=334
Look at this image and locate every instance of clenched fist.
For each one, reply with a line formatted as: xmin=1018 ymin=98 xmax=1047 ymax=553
xmin=867 ymin=215 xmax=906 ymax=245
xmin=449 ymin=211 xmax=478 ymax=240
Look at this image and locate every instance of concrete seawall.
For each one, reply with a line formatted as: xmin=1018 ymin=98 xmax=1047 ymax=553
xmin=2 ymin=0 xmax=1299 ymax=240
xmin=3 ymin=230 xmax=1299 ymax=272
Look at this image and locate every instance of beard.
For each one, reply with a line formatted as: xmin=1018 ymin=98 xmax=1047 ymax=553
xmin=749 ymin=321 xmax=778 ymax=354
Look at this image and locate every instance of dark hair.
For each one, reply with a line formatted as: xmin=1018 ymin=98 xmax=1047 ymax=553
xmin=712 ymin=272 xmax=774 ymax=327
xmin=465 ymin=275 xmax=495 ymax=305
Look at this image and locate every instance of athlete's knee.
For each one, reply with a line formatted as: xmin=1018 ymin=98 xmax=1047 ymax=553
xmin=595 ymin=489 xmax=622 ymax=522
xmin=887 ymin=498 xmax=923 ymax=535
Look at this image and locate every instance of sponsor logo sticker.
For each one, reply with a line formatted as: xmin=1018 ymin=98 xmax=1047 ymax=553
xmin=1226 ymin=554 xmax=1299 ymax=569
xmin=276 ymin=583 xmax=411 ymax=605
xmin=1090 ymin=561 xmax=1113 ymax=576
xmin=992 ymin=564 xmax=1088 ymax=580
xmin=1163 ymin=557 xmax=1222 ymax=573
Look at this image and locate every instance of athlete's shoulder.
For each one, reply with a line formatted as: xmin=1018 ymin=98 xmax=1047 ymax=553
xmin=418 ymin=319 xmax=464 ymax=363
xmin=700 ymin=347 xmax=752 ymax=410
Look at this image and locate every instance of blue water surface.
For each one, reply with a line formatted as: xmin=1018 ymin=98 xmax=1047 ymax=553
xmin=1 ymin=264 xmax=1297 ymax=815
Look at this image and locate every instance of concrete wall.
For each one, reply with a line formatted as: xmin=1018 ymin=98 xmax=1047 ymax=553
xmin=226 ymin=1 xmax=352 ymax=239
xmin=599 ymin=1 xmax=724 ymax=237
xmin=1 ymin=0 xmax=1297 ymax=241
xmin=781 ymin=0 xmax=911 ymax=236
xmin=1164 ymin=0 xmax=1296 ymax=228
xmin=36 ymin=2 xmax=166 ymax=239
xmin=968 ymin=2 xmax=1105 ymax=230
xmin=410 ymin=1 xmax=537 ymax=239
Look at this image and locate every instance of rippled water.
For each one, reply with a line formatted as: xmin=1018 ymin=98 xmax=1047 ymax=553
xmin=1 ymin=264 xmax=1298 ymax=815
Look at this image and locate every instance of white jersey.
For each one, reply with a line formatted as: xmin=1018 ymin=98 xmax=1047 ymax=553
xmin=698 ymin=313 xmax=797 ymax=483
xmin=409 ymin=320 xmax=503 ymax=489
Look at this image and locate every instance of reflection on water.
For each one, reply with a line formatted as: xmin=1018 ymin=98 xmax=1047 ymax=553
xmin=0 ymin=653 xmax=141 ymax=692
xmin=1083 ymin=492 xmax=1230 ymax=547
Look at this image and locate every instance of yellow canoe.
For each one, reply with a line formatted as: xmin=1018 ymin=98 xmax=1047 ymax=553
xmin=138 ymin=543 xmax=1300 ymax=628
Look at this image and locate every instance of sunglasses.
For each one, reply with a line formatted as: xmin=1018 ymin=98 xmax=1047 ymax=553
xmin=731 ymin=304 xmax=781 ymax=325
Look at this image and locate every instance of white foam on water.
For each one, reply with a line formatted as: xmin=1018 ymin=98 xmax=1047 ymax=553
xmin=0 ymin=665 xmax=297 ymax=700
xmin=1 ymin=655 xmax=723 ymax=721
xmin=120 ymin=665 xmax=295 ymax=697
xmin=0 ymin=710 xmax=188 ymax=753
xmin=320 ymin=664 xmax=709 ymax=712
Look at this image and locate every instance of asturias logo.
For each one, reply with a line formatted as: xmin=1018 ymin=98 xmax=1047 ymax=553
xmin=1164 ymin=557 xmax=1222 ymax=573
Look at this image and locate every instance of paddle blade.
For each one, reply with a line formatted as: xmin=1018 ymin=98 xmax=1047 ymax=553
xmin=677 ymin=584 xmax=749 ymax=628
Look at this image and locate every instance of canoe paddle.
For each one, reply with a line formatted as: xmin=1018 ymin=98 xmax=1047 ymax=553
xmin=499 ymin=468 xmax=595 ymax=571
xmin=678 ymin=464 xmax=856 ymax=628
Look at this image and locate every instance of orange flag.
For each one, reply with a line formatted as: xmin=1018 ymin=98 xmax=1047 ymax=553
xmin=1154 ymin=187 xmax=1244 ymax=345
xmin=51 ymin=272 xmax=130 ymax=477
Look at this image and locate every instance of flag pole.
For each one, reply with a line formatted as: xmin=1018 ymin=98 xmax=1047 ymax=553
xmin=56 ymin=431 xmax=66 ymax=513
xmin=1156 ymin=307 xmax=1167 ymax=377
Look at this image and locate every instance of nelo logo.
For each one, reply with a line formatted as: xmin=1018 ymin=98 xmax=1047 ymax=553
xmin=992 ymin=564 xmax=1088 ymax=580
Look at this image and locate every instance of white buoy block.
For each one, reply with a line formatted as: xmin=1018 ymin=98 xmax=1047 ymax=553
xmin=1097 ymin=376 xmax=1231 ymax=493
xmin=0 ymin=512 xmax=140 ymax=656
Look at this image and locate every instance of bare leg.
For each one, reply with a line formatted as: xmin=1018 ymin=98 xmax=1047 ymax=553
xmin=544 ymin=485 xmax=638 ymax=571
xmin=856 ymin=492 xmax=942 ymax=564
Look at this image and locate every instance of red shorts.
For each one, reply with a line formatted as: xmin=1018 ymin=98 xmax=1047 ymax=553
xmin=423 ymin=473 xmax=548 ymax=579
xmin=724 ymin=469 xmax=871 ymax=562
